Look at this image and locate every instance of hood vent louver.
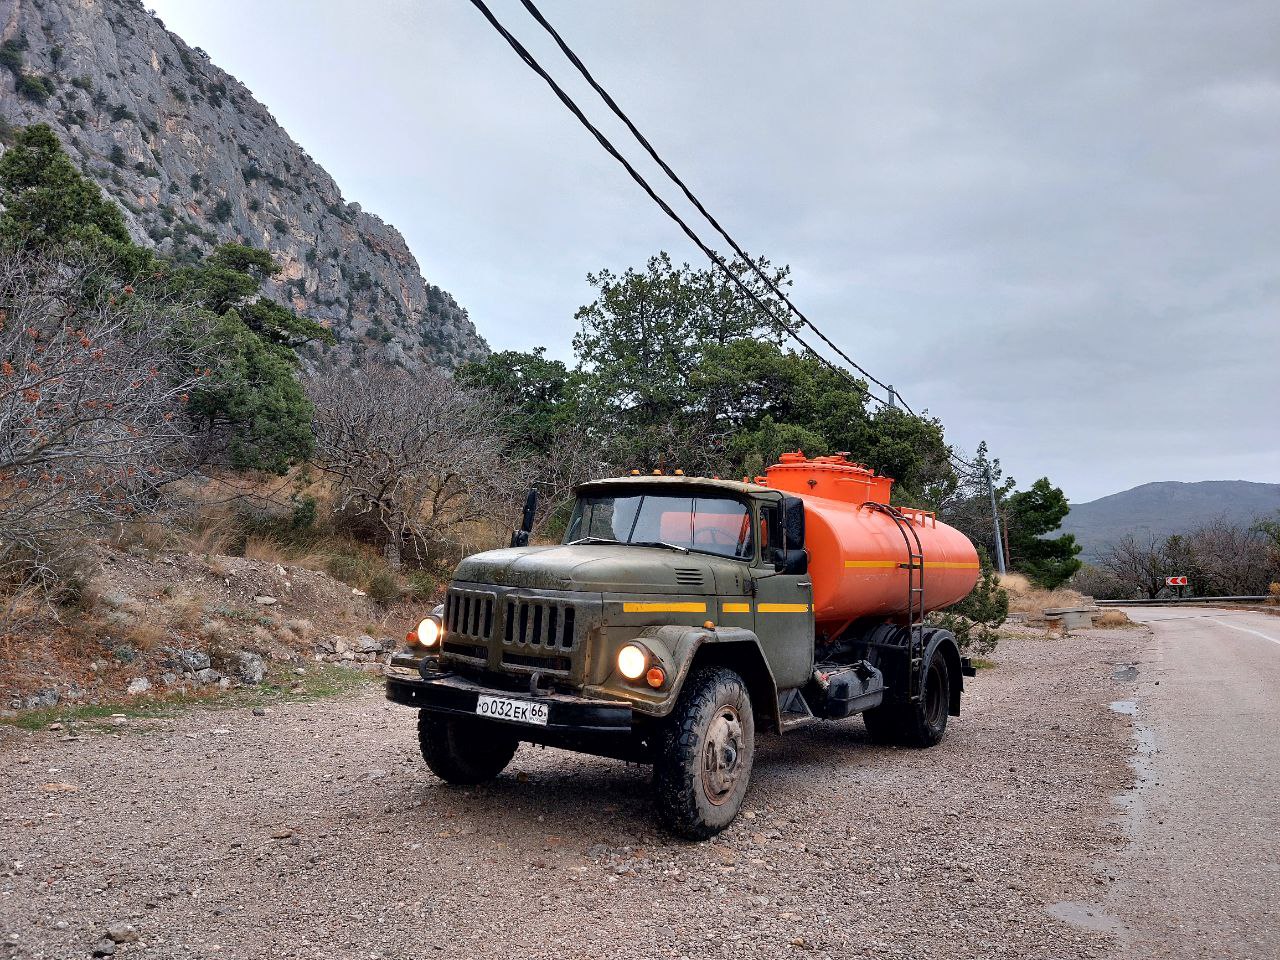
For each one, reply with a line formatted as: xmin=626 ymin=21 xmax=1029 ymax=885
xmin=673 ymin=567 xmax=704 ymax=586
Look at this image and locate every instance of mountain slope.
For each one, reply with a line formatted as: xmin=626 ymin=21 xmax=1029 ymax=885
xmin=0 ymin=0 xmax=486 ymax=370
xmin=1062 ymin=480 xmax=1280 ymax=560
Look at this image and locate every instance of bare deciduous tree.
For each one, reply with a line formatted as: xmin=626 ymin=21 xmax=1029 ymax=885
xmin=1181 ymin=518 xmax=1274 ymax=596
xmin=1097 ymin=519 xmax=1279 ymax=600
xmin=0 ymin=249 xmax=207 ymax=620
xmin=308 ymin=364 xmax=525 ymax=568
xmin=1096 ymin=532 xmax=1170 ymax=599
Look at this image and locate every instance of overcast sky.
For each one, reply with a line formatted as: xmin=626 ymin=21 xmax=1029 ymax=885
xmin=147 ymin=0 xmax=1278 ymax=503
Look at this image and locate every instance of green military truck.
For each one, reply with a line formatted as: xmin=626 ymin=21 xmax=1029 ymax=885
xmin=386 ymin=458 xmax=980 ymax=837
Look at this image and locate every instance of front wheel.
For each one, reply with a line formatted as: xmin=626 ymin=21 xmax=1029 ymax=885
xmin=417 ymin=710 xmax=518 ymax=784
xmin=653 ymin=666 xmax=755 ymax=839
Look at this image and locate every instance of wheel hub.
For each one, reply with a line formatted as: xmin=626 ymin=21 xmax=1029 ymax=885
xmin=702 ymin=706 xmax=745 ymax=805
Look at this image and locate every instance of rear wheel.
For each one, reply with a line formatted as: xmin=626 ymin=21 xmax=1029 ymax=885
xmin=417 ymin=710 xmax=518 ymax=784
xmin=653 ymin=666 xmax=755 ymax=839
xmin=862 ymin=653 xmax=951 ymax=748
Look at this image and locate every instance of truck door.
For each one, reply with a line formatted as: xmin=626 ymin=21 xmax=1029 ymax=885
xmin=751 ymin=496 xmax=814 ymax=690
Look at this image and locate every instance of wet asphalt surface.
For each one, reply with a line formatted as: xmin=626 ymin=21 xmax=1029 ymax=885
xmin=1107 ymin=607 xmax=1280 ymax=960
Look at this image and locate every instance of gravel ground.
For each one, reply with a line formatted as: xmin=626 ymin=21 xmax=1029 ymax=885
xmin=0 ymin=628 xmax=1141 ymax=960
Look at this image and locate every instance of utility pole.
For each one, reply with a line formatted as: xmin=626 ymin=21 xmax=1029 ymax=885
xmin=886 ymin=385 xmax=896 ymax=408
xmin=985 ymin=465 xmax=1007 ymax=575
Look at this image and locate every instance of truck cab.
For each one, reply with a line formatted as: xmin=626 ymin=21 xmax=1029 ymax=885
xmin=386 ymin=471 xmax=971 ymax=838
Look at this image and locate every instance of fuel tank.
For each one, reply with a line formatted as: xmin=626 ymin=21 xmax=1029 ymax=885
xmin=762 ymin=453 xmax=980 ymax=636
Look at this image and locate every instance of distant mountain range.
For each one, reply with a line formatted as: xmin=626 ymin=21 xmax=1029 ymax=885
xmin=1061 ymin=481 xmax=1280 ymax=561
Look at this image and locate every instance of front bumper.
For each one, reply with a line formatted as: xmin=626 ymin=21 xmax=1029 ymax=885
xmin=385 ymin=666 xmax=634 ymax=737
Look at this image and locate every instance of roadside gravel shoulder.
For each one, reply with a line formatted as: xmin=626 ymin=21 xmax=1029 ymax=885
xmin=1 ymin=626 xmax=1143 ymax=960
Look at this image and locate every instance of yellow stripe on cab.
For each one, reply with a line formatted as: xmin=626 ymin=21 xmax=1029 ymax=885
xmin=621 ymin=601 xmax=707 ymax=614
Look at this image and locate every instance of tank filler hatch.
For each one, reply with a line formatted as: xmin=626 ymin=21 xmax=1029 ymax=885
xmin=760 ymin=452 xmax=894 ymax=505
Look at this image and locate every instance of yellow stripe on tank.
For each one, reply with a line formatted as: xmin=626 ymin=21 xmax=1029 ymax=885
xmin=756 ymin=602 xmax=811 ymax=613
xmin=621 ymin=601 xmax=707 ymax=613
xmin=721 ymin=602 xmax=751 ymax=614
xmin=845 ymin=559 xmax=980 ymax=570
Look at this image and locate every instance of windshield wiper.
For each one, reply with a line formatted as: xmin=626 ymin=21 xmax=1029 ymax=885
xmin=629 ymin=540 xmax=691 ymax=554
xmin=566 ymin=536 xmax=620 ymax=546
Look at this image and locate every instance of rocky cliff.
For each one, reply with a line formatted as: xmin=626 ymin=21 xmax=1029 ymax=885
xmin=0 ymin=0 xmax=487 ymax=370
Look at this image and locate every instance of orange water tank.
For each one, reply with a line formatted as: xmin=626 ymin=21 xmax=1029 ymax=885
xmin=762 ymin=453 xmax=980 ymax=637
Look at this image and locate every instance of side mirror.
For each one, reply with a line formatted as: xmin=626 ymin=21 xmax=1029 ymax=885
xmin=783 ymin=496 xmax=805 ymax=552
xmin=773 ymin=496 xmax=807 ymax=574
xmin=780 ymin=549 xmax=808 ymax=575
xmin=509 ymin=485 xmax=538 ymax=547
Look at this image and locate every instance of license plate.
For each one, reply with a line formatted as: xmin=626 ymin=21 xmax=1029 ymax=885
xmin=475 ymin=695 xmax=549 ymax=726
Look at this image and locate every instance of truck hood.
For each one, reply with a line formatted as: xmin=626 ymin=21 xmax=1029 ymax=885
xmin=453 ymin=544 xmax=747 ymax=596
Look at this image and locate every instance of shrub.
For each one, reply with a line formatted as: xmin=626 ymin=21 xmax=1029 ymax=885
xmin=326 ymin=553 xmax=364 ymax=586
xmin=367 ymin=570 xmax=401 ymax=604
xmin=16 ymin=73 xmax=55 ymax=104
xmin=290 ymin=496 xmax=318 ymax=531
xmin=213 ymin=197 xmax=233 ymax=222
xmin=404 ymin=569 xmax=438 ymax=602
xmin=928 ymin=554 xmax=1009 ymax=656
xmin=1269 ymin=583 xmax=1280 ymax=607
xmin=109 ymin=144 xmax=127 ymax=166
xmin=0 ymin=40 xmax=25 ymax=74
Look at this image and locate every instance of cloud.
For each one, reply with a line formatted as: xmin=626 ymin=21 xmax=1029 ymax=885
xmin=149 ymin=0 xmax=1280 ymax=501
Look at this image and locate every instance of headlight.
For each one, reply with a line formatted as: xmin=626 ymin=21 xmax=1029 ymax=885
xmin=617 ymin=643 xmax=647 ymax=680
xmin=415 ymin=617 xmax=442 ymax=649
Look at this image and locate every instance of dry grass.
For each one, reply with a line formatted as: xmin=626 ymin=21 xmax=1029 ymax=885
xmin=999 ymin=573 xmax=1090 ymax=615
xmin=1094 ymin=609 xmax=1135 ymax=629
xmin=180 ymin=522 xmax=234 ymax=558
xmin=161 ymin=590 xmax=204 ymax=626
xmin=96 ymin=606 xmax=168 ymax=652
xmin=242 ymin=535 xmax=289 ymax=565
xmin=114 ymin=520 xmax=171 ymax=555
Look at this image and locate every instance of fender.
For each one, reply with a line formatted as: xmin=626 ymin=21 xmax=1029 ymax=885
xmin=922 ymin=627 xmax=964 ymax=716
xmin=631 ymin=624 xmax=781 ymax=731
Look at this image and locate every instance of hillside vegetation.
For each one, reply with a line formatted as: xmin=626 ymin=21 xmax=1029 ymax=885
xmin=0 ymin=120 xmax=1094 ymax=711
xmin=1061 ymin=480 xmax=1280 ymax=560
xmin=0 ymin=0 xmax=485 ymax=370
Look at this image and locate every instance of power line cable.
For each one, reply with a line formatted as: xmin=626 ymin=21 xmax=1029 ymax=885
xmin=466 ymin=0 xmax=996 ymax=483
xmin=462 ymin=0 xmax=887 ymax=406
xmin=514 ymin=0 xmax=913 ymax=413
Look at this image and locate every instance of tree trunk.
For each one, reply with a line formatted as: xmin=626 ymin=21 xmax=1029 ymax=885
xmin=383 ymin=535 xmax=402 ymax=571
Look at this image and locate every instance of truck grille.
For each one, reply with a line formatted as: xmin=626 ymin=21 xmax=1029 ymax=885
xmin=504 ymin=598 xmax=576 ymax=650
xmin=441 ymin=585 xmax=592 ymax=676
xmin=444 ymin=587 xmax=496 ymax=640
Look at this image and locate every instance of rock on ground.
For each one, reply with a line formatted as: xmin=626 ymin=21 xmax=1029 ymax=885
xmin=0 ymin=630 xmax=1139 ymax=959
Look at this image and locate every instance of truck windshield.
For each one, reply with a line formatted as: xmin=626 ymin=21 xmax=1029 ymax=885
xmin=564 ymin=493 xmax=755 ymax=560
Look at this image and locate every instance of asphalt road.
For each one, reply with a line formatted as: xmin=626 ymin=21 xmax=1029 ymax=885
xmin=1110 ymin=606 xmax=1280 ymax=959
